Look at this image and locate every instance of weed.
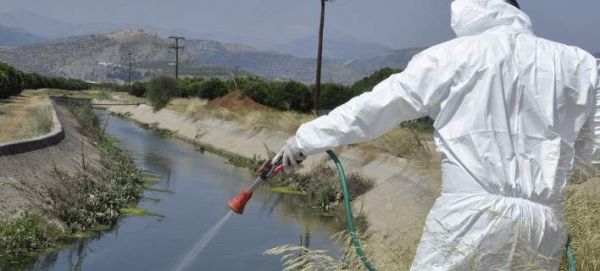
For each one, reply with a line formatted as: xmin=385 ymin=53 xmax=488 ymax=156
xmin=0 ymin=215 xmax=60 ymax=257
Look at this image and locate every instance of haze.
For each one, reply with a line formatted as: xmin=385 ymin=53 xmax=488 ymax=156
xmin=1 ymin=0 xmax=599 ymax=52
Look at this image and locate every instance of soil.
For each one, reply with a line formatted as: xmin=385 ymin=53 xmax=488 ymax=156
xmin=207 ymin=90 xmax=272 ymax=111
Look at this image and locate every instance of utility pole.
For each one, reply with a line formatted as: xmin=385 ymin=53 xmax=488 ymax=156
xmin=314 ymin=0 xmax=327 ymax=116
xmin=169 ymin=36 xmax=185 ymax=79
xmin=126 ymin=52 xmax=133 ymax=92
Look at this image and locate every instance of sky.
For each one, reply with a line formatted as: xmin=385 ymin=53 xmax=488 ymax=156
xmin=1 ymin=0 xmax=599 ymax=52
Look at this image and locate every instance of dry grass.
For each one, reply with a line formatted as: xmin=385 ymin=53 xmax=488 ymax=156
xmin=167 ymin=98 xmax=314 ymax=134
xmin=27 ymin=88 xmax=112 ymax=100
xmin=0 ymin=92 xmax=53 ymax=142
xmin=266 ymin=226 xmax=423 ymax=271
xmin=563 ymin=175 xmax=600 ymax=271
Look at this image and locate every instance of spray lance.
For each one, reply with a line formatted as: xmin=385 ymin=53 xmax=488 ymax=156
xmin=227 ymin=150 xmax=377 ymax=271
xmin=227 ymin=155 xmax=285 ymax=214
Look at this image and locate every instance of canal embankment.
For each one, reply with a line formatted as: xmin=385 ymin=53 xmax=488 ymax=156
xmin=0 ymin=99 xmax=145 ymax=267
xmin=104 ymin=101 xmax=443 ymax=268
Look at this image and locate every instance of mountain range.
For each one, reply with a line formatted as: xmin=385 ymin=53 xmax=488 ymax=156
xmin=0 ymin=25 xmax=45 ymax=47
xmin=0 ymin=11 xmax=425 ymax=84
xmin=0 ymin=28 xmax=422 ymax=84
xmin=271 ymin=35 xmax=393 ymax=60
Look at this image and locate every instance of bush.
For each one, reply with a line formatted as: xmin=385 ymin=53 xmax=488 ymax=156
xmin=319 ymin=83 xmax=355 ymax=110
xmin=186 ymin=81 xmax=204 ymax=97
xmin=267 ymin=81 xmax=312 ymax=112
xmin=197 ymin=78 xmax=227 ymax=100
xmin=146 ymin=76 xmax=179 ymax=111
xmin=350 ymin=67 xmax=400 ymax=94
xmin=238 ymin=77 xmax=270 ymax=104
xmin=0 ymin=215 xmax=59 ymax=256
xmin=128 ymin=82 xmax=146 ymax=97
xmin=0 ymin=63 xmax=23 ymax=99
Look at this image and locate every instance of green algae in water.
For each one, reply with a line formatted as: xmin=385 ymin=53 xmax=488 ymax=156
xmin=271 ymin=186 xmax=308 ymax=196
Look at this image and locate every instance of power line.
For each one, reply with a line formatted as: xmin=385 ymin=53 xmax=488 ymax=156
xmin=169 ymin=36 xmax=185 ymax=79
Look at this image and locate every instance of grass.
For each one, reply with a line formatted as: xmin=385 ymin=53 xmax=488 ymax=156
xmin=0 ymin=92 xmax=53 ymax=142
xmin=563 ymin=175 xmax=600 ymax=271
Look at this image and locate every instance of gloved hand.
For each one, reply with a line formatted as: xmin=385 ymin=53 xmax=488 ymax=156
xmin=274 ymin=137 xmax=307 ymax=172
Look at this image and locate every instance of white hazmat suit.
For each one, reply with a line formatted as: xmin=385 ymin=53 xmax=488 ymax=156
xmin=290 ymin=0 xmax=600 ymax=269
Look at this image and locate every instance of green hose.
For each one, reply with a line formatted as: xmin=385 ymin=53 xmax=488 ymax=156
xmin=327 ymin=150 xmax=377 ymax=271
xmin=567 ymin=236 xmax=577 ymax=271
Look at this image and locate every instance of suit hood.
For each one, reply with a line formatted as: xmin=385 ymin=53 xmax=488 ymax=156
xmin=451 ymin=0 xmax=533 ymax=37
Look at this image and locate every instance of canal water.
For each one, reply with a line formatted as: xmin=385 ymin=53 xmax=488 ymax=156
xmin=32 ymin=111 xmax=340 ymax=271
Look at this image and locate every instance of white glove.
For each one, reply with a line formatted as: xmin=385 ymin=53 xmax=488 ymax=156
xmin=274 ymin=137 xmax=307 ymax=172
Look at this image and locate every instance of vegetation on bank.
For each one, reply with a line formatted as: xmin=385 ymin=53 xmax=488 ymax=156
xmin=0 ymin=62 xmax=90 ymax=100
xmin=0 ymin=103 xmax=145 ymax=263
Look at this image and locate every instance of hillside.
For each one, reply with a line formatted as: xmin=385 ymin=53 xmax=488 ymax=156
xmin=272 ymin=36 xmax=392 ymax=60
xmin=0 ymin=29 xmax=419 ymax=84
xmin=0 ymin=25 xmax=45 ymax=47
xmin=344 ymin=47 xmax=424 ymax=75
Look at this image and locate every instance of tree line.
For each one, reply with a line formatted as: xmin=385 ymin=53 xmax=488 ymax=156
xmin=116 ymin=67 xmax=402 ymax=113
xmin=0 ymin=61 xmax=433 ymax=131
xmin=0 ymin=62 xmax=90 ymax=99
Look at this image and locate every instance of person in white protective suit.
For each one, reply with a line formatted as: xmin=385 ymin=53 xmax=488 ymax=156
xmin=275 ymin=0 xmax=600 ymax=270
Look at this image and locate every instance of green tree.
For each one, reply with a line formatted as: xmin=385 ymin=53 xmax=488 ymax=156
xmin=146 ymin=76 xmax=179 ymax=111
xmin=319 ymin=83 xmax=355 ymax=110
xmin=350 ymin=67 xmax=400 ymax=95
xmin=0 ymin=63 xmax=23 ymax=99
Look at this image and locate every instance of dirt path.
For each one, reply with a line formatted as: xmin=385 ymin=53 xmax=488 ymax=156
xmin=0 ymin=102 xmax=103 ymax=222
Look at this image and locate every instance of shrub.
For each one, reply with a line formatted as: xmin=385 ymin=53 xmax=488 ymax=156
xmin=268 ymin=80 xmax=312 ymax=112
xmin=350 ymin=67 xmax=400 ymax=94
xmin=0 ymin=215 xmax=59 ymax=256
xmin=238 ymin=77 xmax=270 ymax=105
xmin=0 ymin=63 xmax=23 ymax=99
xmin=186 ymin=81 xmax=204 ymax=97
xmin=197 ymin=78 xmax=227 ymax=100
xmin=146 ymin=76 xmax=179 ymax=111
xmin=54 ymin=104 xmax=144 ymax=231
xmin=128 ymin=82 xmax=146 ymax=97
xmin=319 ymin=83 xmax=355 ymax=110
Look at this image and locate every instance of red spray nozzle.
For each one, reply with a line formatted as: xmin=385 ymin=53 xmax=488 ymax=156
xmin=228 ymin=188 xmax=253 ymax=214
